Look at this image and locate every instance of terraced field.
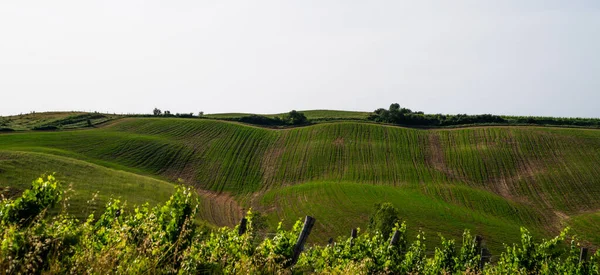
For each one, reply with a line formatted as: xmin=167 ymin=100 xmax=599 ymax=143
xmin=1 ymin=116 xmax=599 ymax=250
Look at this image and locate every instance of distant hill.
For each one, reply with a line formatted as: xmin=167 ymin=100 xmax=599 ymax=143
xmin=0 ymin=112 xmax=119 ymax=131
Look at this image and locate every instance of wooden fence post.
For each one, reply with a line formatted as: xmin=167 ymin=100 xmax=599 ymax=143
xmin=290 ymin=216 xmax=316 ymax=266
xmin=350 ymin=228 xmax=358 ymax=246
xmin=473 ymin=235 xmax=491 ymax=270
xmin=580 ymin=247 xmax=589 ymax=263
xmin=238 ymin=218 xmax=247 ymax=236
xmin=389 ymin=230 xmax=400 ymax=247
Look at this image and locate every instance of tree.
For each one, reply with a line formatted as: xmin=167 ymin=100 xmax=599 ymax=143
xmin=164 ymin=110 xmax=171 ymax=116
xmin=153 ymin=108 xmax=162 ymax=116
xmin=284 ymin=110 xmax=308 ymax=125
xmin=368 ymin=202 xmax=401 ymax=239
xmin=198 ymin=111 xmax=204 ymax=116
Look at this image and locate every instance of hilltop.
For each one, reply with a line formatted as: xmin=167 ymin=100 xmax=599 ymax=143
xmin=1 ymin=111 xmax=600 ymax=252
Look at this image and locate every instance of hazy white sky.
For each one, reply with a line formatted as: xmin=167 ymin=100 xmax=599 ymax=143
xmin=1 ymin=1 xmax=599 ymax=117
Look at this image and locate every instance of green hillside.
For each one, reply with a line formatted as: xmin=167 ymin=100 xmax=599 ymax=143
xmin=0 ymin=150 xmax=175 ymax=219
xmin=0 ymin=112 xmax=119 ymax=131
xmin=1 ymin=116 xmax=599 ymax=250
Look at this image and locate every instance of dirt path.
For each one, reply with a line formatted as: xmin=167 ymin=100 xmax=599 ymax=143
xmin=197 ymin=189 xmax=244 ymax=227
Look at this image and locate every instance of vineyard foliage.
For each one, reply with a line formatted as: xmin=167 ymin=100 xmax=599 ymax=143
xmin=1 ymin=176 xmax=599 ymax=274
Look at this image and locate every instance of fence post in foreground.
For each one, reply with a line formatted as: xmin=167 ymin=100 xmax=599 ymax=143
xmin=290 ymin=216 xmax=316 ymax=266
xmin=474 ymin=235 xmax=491 ymax=270
xmin=474 ymin=235 xmax=484 ymax=270
xmin=238 ymin=218 xmax=248 ymax=236
xmin=580 ymin=247 xmax=589 ymax=263
xmin=389 ymin=230 xmax=400 ymax=247
xmin=350 ymin=228 xmax=358 ymax=246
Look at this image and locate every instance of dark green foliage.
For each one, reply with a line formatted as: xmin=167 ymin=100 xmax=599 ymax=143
xmin=369 ymin=103 xmax=600 ymax=128
xmin=223 ymin=110 xmax=309 ymax=126
xmin=368 ymin=103 xmax=507 ymax=126
xmin=368 ymin=202 xmax=401 ymax=239
xmin=284 ymin=110 xmax=308 ymax=125
xmin=0 ymin=127 xmax=15 ymax=132
xmin=174 ymin=112 xmax=195 ymax=118
xmin=238 ymin=114 xmax=287 ymax=126
xmin=32 ymin=125 xmax=59 ymax=131
xmin=153 ymin=108 xmax=162 ymax=116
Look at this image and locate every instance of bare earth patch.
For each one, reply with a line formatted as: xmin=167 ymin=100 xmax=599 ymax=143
xmin=197 ymin=189 xmax=244 ymax=227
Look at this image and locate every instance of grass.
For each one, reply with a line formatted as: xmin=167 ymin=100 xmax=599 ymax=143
xmin=1 ymin=117 xmax=600 ymax=248
xmin=256 ymin=181 xmax=548 ymax=253
xmin=567 ymin=211 xmax=600 ymax=246
xmin=0 ymin=150 xmax=175 ymax=219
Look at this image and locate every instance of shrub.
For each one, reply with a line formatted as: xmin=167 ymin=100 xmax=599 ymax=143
xmin=368 ymin=202 xmax=401 ymax=239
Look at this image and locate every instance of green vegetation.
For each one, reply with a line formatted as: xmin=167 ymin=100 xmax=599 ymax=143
xmin=369 ymin=103 xmax=600 ymax=128
xmin=0 ymin=151 xmax=175 ymax=219
xmin=222 ymin=110 xmax=309 ymax=127
xmin=257 ymin=182 xmax=548 ymax=253
xmin=1 ymin=116 xmax=600 ymax=252
xmin=1 ymin=177 xmax=599 ymax=274
xmin=369 ymin=203 xmax=401 ymax=239
xmin=0 ymin=112 xmax=118 ymax=131
xmin=568 ymin=212 xmax=600 ymax=246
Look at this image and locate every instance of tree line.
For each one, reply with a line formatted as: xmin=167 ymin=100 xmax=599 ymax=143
xmin=152 ymin=107 xmax=309 ymax=126
xmin=224 ymin=110 xmax=308 ymax=126
xmin=368 ymin=103 xmax=600 ymax=128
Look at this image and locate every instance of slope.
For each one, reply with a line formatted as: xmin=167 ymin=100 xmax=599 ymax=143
xmin=1 ymin=117 xmax=599 ymax=247
xmin=0 ymin=150 xmax=175 ymax=219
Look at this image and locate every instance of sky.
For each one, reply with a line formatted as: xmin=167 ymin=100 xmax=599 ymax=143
xmin=1 ymin=1 xmax=599 ymax=117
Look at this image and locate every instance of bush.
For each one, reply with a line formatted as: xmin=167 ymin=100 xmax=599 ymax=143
xmin=32 ymin=125 xmax=59 ymax=131
xmin=0 ymin=174 xmax=62 ymax=225
xmin=368 ymin=202 xmax=401 ymax=239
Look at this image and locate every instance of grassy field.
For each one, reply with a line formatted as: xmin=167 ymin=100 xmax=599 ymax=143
xmin=0 ymin=112 xmax=119 ymax=131
xmin=0 ymin=150 xmax=175 ymax=219
xmin=1 ymin=116 xmax=599 ymax=248
xmin=255 ymin=181 xmax=549 ymax=253
xmin=568 ymin=211 xmax=600 ymax=246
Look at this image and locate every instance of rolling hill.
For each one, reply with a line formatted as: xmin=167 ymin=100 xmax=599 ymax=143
xmin=1 ymin=112 xmax=599 ymax=252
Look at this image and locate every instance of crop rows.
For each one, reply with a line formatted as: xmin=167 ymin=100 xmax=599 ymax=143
xmin=1 ymin=118 xmax=600 ymax=245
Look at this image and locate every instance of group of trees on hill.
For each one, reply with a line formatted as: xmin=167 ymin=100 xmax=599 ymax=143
xmin=369 ymin=103 xmax=600 ymax=128
xmin=368 ymin=103 xmax=507 ymax=127
xmin=151 ymin=108 xmax=308 ymax=126
xmin=153 ymin=108 xmax=202 ymax=118
xmin=223 ymin=110 xmax=309 ymax=126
